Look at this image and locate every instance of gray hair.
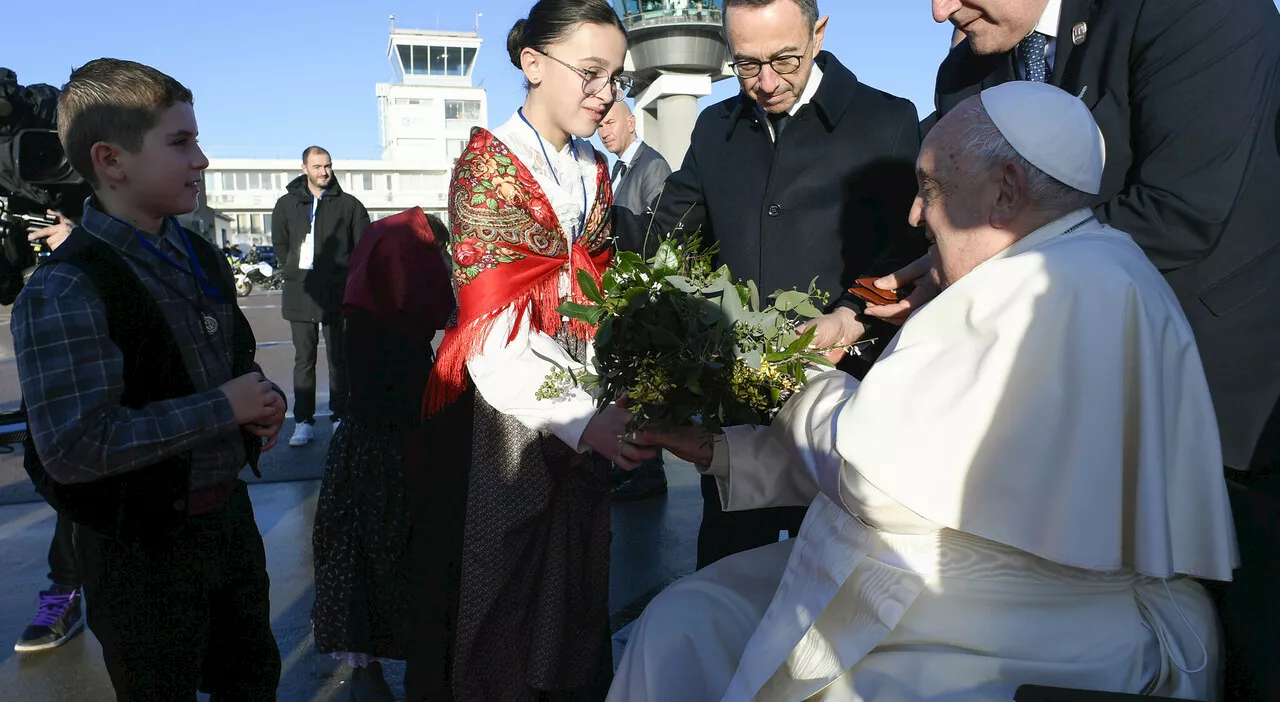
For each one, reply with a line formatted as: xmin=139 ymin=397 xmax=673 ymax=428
xmin=949 ymin=99 xmax=1095 ymax=213
xmin=723 ymin=0 xmax=819 ymax=29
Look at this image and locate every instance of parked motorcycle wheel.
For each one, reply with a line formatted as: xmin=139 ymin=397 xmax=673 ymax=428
xmin=236 ymin=279 xmax=253 ymax=297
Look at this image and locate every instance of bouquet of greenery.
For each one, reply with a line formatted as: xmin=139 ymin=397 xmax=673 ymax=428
xmin=537 ymin=236 xmax=837 ymax=434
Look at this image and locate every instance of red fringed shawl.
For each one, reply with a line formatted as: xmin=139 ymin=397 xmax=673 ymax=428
xmin=425 ymin=127 xmax=614 ymax=416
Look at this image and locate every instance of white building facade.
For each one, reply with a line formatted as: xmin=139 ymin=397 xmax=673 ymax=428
xmin=204 ymin=25 xmax=486 ymax=248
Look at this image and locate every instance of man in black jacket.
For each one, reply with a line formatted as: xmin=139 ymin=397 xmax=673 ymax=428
xmin=896 ymin=1 xmax=1280 ymax=699
xmin=271 ymin=146 xmax=369 ymax=446
xmin=616 ymin=0 xmax=924 ymax=569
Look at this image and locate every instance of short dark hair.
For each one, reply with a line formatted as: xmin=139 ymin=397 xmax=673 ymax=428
xmin=57 ymin=58 xmax=193 ymax=187
xmin=302 ymin=146 xmax=331 ymax=163
xmin=723 ymin=0 xmax=819 ymax=29
xmin=506 ymin=0 xmax=628 ymax=70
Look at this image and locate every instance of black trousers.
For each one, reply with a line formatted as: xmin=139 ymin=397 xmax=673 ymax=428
xmin=47 ymin=513 xmax=79 ymax=588
xmin=291 ymin=319 xmax=348 ymax=423
xmin=75 ymin=482 xmax=281 ymax=701
xmin=696 ymin=475 xmax=807 ymax=570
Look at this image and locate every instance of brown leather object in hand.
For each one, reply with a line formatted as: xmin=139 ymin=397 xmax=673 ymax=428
xmin=849 ymin=277 xmax=901 ymax=306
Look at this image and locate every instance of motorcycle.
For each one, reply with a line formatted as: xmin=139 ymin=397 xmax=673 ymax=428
xmin=233 ymin=259 xmax=280 ymax=297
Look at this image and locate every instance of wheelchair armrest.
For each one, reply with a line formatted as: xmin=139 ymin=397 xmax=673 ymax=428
xmin=1014 ymin=685 xmax=1185 ymax=701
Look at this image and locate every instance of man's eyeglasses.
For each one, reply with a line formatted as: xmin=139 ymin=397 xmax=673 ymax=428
xmin=729 ymin=54 xmax=805 ymax=79
xmin=535 ymin=49 xmax=634 ymax=99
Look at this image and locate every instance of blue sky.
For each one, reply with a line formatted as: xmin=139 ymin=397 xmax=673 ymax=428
xmin=7 ymin=1 xmax=1270 ymax=161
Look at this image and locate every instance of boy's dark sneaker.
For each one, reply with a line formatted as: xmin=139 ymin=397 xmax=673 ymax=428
xmin=14 ymin=585 xmax=84 ymax=653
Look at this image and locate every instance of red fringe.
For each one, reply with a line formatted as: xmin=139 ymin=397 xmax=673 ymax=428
xmin=423 ymin=265 xmax=600 ymax=419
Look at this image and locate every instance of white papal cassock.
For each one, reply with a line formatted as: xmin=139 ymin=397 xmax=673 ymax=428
xmin=609 ymin=211 xmax=1239 ymax=702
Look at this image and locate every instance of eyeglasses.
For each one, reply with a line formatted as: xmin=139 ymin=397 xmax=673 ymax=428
xmin=729 ymin=54 xmax=805 ymax=79
xmin=535 ymin=50 xmax=634 ymax=99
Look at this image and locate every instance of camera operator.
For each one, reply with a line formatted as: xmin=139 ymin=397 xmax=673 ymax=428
xmin=1 ymin=68 xmax=87 ymax=654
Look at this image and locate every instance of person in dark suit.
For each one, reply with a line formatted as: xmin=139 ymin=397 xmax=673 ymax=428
xmin=615 ymin=0 xmax=924 ymax=569
xmin=870 ymin=1 xmax=1280 ymax=698
xmin=600 ymin=99 xmax=675 ymax=502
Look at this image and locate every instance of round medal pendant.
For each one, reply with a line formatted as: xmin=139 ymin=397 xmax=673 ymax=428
xmin=201 ymin=313 xmax=219 ymax=336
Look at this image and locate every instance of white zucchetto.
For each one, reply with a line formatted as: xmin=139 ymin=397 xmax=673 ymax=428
xmin=980 ymin=81 xmax=1105 ymax=195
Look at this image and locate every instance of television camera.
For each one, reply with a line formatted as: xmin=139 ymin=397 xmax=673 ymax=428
xmin=0 ymin=68 xmax=93 ymax=304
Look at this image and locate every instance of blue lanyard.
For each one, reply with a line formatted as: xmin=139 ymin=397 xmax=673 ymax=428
xmin=127 ymin=216 xmax=225 ymax=305
xmin=518 ymin=108 xmax=588 ymax=239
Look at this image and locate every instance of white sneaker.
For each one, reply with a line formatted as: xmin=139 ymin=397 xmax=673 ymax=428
xmin=288 ymin=422 xmax=314 ymax=447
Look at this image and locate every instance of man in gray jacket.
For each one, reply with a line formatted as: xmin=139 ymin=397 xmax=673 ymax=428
xmin=599 ymin=100 xmax=672 ymax=501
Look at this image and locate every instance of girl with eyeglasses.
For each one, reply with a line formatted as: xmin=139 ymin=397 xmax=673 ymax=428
xmin=408 ymin=1 xmax=653 ymax=700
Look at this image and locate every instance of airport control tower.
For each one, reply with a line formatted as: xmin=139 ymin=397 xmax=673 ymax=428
xmin=613 ymin=0 xmax=733 ymax=167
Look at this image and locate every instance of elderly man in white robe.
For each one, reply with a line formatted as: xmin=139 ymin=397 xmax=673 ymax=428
xmin=608 ymin=81 xmax=1239 ymax=702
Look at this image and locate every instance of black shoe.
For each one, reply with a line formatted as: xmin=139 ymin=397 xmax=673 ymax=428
xmin=608 ymin=464 xmax=632 ymax=488
xmin=611 ymin=473 xmax=669 ymax=502
xmin=345 ymin=661 xmax=396 ymax=702
xmin=14 ymin=584 xmax=84 ymax=653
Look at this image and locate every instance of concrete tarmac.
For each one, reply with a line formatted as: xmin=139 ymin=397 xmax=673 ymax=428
xmin=0 ymin=291 xmax=701 ymax=700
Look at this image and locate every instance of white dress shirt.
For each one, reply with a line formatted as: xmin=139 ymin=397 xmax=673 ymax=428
xmin=612 ymin=138 xmax=645 ymax=191
xmin=760 ymin=62 xmax=824 ymax=143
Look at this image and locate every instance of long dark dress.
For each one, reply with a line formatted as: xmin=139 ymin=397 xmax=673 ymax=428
xmin=311 ymin=310 xmax=432 ymax=661
xmin=311 ymin=207 xmax=454 ymax=663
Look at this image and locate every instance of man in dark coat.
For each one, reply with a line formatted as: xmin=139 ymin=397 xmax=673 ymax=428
xmin=900 ymin=1 xmax=1280 ymax=699
xmin=616 ymin=0 xmax=925 ymax=569
xmin=271 ymin=146 xmax=369 ymax=446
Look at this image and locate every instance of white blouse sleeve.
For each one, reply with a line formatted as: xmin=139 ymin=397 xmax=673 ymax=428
xmin=703 ymin=370 xmax=940 ymax=533
xmin=466 ymin=302 xmax=598 ymax=452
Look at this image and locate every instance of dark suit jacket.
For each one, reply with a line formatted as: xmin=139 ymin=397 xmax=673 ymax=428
xmin=615 ymin=51 xmax=925 ymax=369
xmin=935 ymin=0 xmax=1280 ymax=472
xmin=612 ymin=141 xmax=672 ymax=215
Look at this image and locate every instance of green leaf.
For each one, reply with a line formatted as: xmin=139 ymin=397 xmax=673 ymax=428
xmin=794 ymin=301 xmax=823 ymax=319
xmin=495 ymin=155 xmax=513 ymax=166
xmin=785 ymin=326 xmax=818 ymax=356
xmin=665 ymin=275 xmax=699 ymax=293
xmin=558 ymin=301 xmax=599 ymax=322
xmin=577 ymin=269 xmax=605 ymax=304
xmin=772 ymin=290 xmax=809 ymax=312
xmin=653 ymin=241 xmax=680 ymax=275
xmin=747 ymin=279 xmax=761 ymax=311
xmin=480 ymin=179 xmax=494 ymax=189
xmin=486 ymin=198 xmax=498 ymax=211
xmin=800 ymin=352 xmax=836 ymax=368
xmin=507 ymin=166 xmax=519 ymax=176
xmin=470 ymin=193 xmax=487 ymax=206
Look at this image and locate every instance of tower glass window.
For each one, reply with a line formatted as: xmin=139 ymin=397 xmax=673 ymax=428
xmin=445 ymin=100 xmax=482 ymax=121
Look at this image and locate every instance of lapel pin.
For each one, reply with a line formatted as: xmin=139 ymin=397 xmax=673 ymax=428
xmin=1072 ymin=22 xmax=1088 ymax=46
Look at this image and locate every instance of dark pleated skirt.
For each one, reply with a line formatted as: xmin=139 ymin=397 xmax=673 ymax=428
xmin=311 ymin=419 xmax=420 ymax=660
xmin=406 ymin=379 xmax=615 ymax=702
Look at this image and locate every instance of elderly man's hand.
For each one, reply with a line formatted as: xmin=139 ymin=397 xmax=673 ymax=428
xmin=640 ymin=423 xmax=714 ymax=466
xmin=799 ymin=307 xmax=867 ymax=365
xmin=862 ymin=250 xmax=942 ymax=325
xmin=27 ymin=211 xmax=74 ymax=252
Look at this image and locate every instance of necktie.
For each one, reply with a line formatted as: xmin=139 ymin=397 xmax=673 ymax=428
xmin=1018 ymin=31 xmax=1050 ymax=82
xmin=768 ymin=112 xmax=790 ymax=138
xmin=611 ymin=159 xmax=626 ymax=183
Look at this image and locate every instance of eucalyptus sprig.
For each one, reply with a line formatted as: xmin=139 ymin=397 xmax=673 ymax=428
xmin=541 ymin=235 xmax=837 ymax=434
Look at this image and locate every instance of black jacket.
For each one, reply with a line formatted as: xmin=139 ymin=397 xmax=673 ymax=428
xmin=271 ymin=175 xmax=370 ymax=323
xmin=934 ymin=0 xmax=1280 ymax=473
xmin=24 ymin=227 xmax=260 ymax=542
xmin=615 ymin=52 xmax=925 ymax=367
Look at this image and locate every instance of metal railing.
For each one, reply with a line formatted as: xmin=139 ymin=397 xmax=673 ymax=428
xmin=622 ymin=8 xmax=723 ymax=30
